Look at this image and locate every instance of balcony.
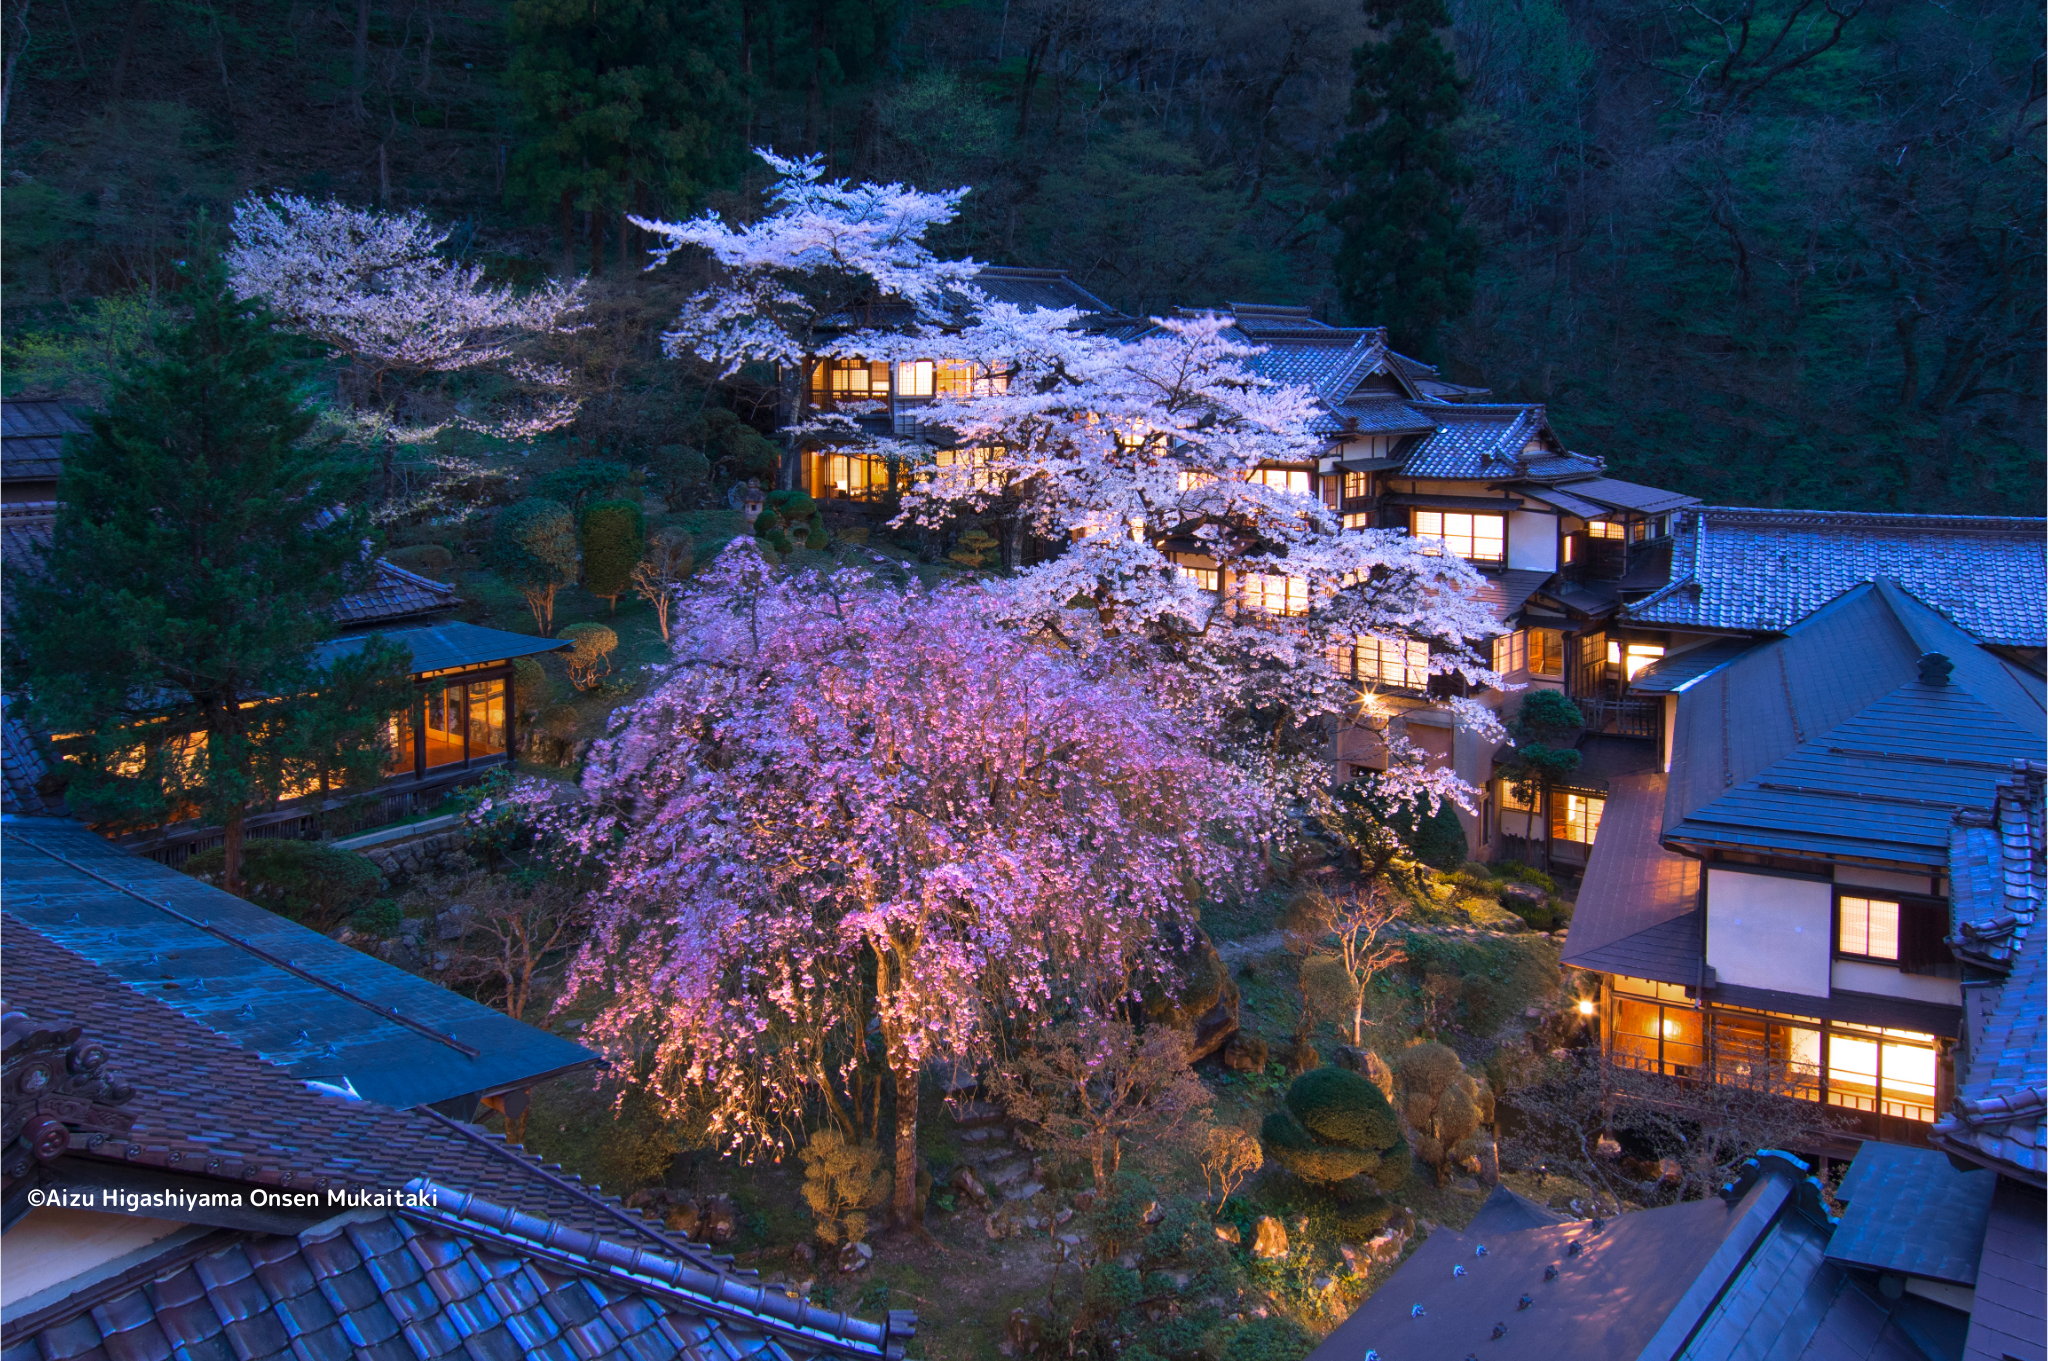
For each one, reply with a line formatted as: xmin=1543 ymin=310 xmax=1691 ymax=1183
xmin=1578 ymin=695 xmax=1660 ymax=742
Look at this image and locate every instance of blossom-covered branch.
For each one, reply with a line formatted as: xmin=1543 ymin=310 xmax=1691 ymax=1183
xmin=546 ymin=545 xmax=1270 ymax=1228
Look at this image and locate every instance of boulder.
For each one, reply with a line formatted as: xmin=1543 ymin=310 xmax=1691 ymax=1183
xmin=1222 ymin=1033 xmax=1269 ymax=1073
xmin=1281 ymin=1040 xmax=1320 ymax=1075
xmin=1215 ymin=1223 xmax=1241 ymax=1245
xmin=665 ymin=1198 xmax=700 ymax=1237
xmin=948 ymin=1164 xmax=990 ymax=1208
xmin=1139 ymin=921 xmax=1241 ymax=1062
xmin=838 ymin=1241 xmax=874 ymax=1273
xmin=698 ymin=1195 xmax=738 ymax=1244
xmin=1250 ymin=1215 xmax=1289 ymax=1261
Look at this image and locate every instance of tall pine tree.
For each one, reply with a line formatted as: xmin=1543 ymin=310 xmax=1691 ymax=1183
xmin=9 ymin=260 xmax=410 ymax=893
xmin=1326 ymin=0 xmax=1481 ymax=359
xmin=507 ymin=0 xmax=743 ymax=274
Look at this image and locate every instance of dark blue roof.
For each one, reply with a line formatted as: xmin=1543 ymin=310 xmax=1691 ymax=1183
xmin=320 ymin=620 xmax=570 ymax=675
xmin=1827 ymin=1142 xmax=1997 ymax=1285
xmin=1665 ymin=580 xmax=2048 ymax=864
xmin=1306 ymin=1152 xmax=1938 ymax=1361
xmin=0 ymin=819 xmax=594 ymax=1109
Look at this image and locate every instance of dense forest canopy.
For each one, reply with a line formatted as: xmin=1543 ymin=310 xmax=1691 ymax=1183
xmin=3 ymin=0 xmax=2041 ymax=511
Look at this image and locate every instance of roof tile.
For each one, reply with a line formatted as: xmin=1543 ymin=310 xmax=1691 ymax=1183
xmin=1626 ymin=506 xmax=2047 ymax=648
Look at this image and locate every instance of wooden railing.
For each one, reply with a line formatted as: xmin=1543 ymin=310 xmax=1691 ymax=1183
xmin=1577 ymin=695 xmax=1660 ymax=742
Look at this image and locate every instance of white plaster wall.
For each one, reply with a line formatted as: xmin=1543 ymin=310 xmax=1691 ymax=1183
xmin=1705 ymin=869 xmax=1833 ymax=997
xmin=1507 ymin=510 xmax=1559 ymax=571
xmin=1830 ymin=960 xmax=1962 ymax=1006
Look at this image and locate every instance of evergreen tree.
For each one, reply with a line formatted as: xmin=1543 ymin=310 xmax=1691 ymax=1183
xmin=579 ymin=497 xmax=646 ymax=613
xmin=1326 ymin=0 xmax=1481 ymax=358
xmin=507 ymin=0 xmax=743 ymax=274
xmin=1496 ymin=689 xmax=1584 ymax=871
xmin=8 ymin=261 xmax=408 ymax=894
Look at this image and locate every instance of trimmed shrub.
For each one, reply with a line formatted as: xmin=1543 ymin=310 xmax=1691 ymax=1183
xmin=1395 ymin=1042 xmax=1493 ymax=1186
xmin=559 ymin=622 xmax=618 ymax=691
xmin=1261 ymin=1066 xmax=1407 ymax=1190
xmin=510 ymin=655 xmax=555 ymax=719
xmin=537 ymin=704 xmax=582 ymax=739
xmin=352 ymin=898 xmax=403 ymax=937
xmin=486 ymin=498 xmax=578 ymax=635
xmin=580 ymin=498 xmax=646 ymax=612
xmin=385 ymin=544 xmax=453 ymax=579
xmin=535 ymin=459 xmax=632 ymax=513
xmin=1410 ymin=796 xmax=1469 ymax=871
xmin=184 ymin=840 xmax=381 ymax=929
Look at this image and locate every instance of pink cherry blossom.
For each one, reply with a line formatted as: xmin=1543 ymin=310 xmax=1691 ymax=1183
xmin=545 ymin=544 xmax=1272 ymax=1228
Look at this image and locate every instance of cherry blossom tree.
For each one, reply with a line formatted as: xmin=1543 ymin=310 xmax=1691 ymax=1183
xmin=226 ymin=193 xmax=586 ymax=513
xmin=633 ymin=152 xmax=1507 ymax=808
xmin=893 ymin=305 xmax=1508 ymax=804
xmin=631 ymin=150 xmax=981 ymax=487
xmin=542 ymin=545 xmax=1269 ymax=1230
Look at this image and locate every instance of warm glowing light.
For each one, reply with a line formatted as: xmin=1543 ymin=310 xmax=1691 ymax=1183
xmin=1660 ymin=1019 xmax=1682 ymax=1038
xmin=1577 ymin=999 xmax=1596 ymax=1017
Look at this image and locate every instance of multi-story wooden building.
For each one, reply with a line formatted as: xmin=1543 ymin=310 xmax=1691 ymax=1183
xmin=1561 ymin=508 xmax=2048 ymax=1147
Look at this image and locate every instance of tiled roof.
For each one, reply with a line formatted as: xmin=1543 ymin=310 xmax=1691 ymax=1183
xmin=1 ymin=397 xmax=87 ymax=483
xmin=1 ymin=703 xmax=61 ymax=817
xmin=332 ymin=558 xmax=458 ymax=625
xmin=3 ymin=1204 xmax=902 ymax=1361
xmin=974 ymin=265 xmax=1121 ymax=316
xmin=1664 ymin=581 xmax=2048 ymax=864
xmin=3 ymin=505 xmax=457 ymax=630
xmin=1466 ymin=569 xmax=1554 ymax=629
xmin=1935 ymin=762 xmax=2048 ymax=1187
xmin=3 ymin=820 xmax=596 ymax=1111
xmin=1962 ymin=1179 xmax=2046 ymax=1361
xmin=1306 ymin=1152 xmax=1923 ymax=1361
xmin=1624 ymin=506 xmax=2048 ymax=648
xmin=1624 ymin=639 xmax=1756 ymax=695
xmin=1 ymin=928 xmax=661 ymax=1243
xmin=1824 ymin=1142 xmax=1996 ymax=1285
xmin=1314 ymin=398 xmax=1437 ymax=437
xmin=1397 ymin=405 xmax=1560 ymax=480
xmin=1562 ymin=773 xmax=1702 ymax=986
xmin=0 ymin=933 xmax=908 ymax=1360
xmin=1555 ymin=478 xmax=1701 ymax=517
xmin=320 ymin=620 xmax=570 ymax=674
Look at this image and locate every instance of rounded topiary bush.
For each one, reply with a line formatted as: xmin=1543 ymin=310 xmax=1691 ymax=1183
xmin=385 ymin=543 xmax=453 ymax=579
xmin=1261 ymin=1066 xmax=1408 ymax=1190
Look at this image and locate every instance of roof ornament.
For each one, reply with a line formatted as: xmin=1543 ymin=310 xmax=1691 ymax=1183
xmin=2 ymin=1009 xmax=137 ymax=1192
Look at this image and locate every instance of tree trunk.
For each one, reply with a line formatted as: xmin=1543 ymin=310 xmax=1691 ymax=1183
xmin=888 ymin=1035 xmax=921 ymax=1229
xmin=221 ymin=808 xmax=247 ymax=897
xmin=559 ymin=189 xmax=575 ymax=275
xmin=1 ymin=0 xmax=30 ymax=132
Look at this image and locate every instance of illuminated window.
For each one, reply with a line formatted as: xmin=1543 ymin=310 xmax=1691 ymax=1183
xmin=931 ymin=445 xmax=1000 ymax=491
xmin=1336 ymin=635 xmax=1429 ymax=690
xmin=1838 ymin=896 xmax=1901 ymax=961
xmin=1498 ymin=780 xmax=1537 ymax=813
xmin=811 ymin=358 xmax=893 ymax=406
xmin=1239 ymin=573 xmax=1309 ymax=616
xmin=1531 ymin=629 xmax=1564 ymax=677
xmin=1412 ymin=511 xmax=1505 ymax=566
xmin=822 ymin=451 xmax=892 ymax=502
xmin=1342 ymin=512 xmax=1373 ymax=531
xmin=935 ymin=361 xmax=1009 ymax=398
xmin=385 ymin=703 xmax=417 ymax=777
xmin=1552 ymin=792 xmax=1603 ymax=844
xmin=1562 ymin=534 xmax=1575 ymax=563
xmin=898 ymin=360 xmax=934 ymax=397
xmin=1342 ymin=471 xmax=1371 ymax=500
xmin=1631 ymin=519 xmax=1650 ymax=542
xmin=1623 ymin=643 xmax=1665 ymax=679
xmin=1493 ymin=631 xmax=1526 ymax=676
xmin=1251 ymin=468 xmax=1312 ymax=497
xmin=1587 ymin=520 xmax=1625 ymax=540
xmin=1826 ymin=1024 xmax=1938 ymax=1122
xmin=1179 ymin=469 xmax=1216 ymax=492
xmin=1179 ymin=564 xmax=1220 ymax=592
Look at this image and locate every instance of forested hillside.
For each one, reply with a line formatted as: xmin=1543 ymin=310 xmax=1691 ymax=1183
xmin=3 ymin=0 xmax=2041 ymax=510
